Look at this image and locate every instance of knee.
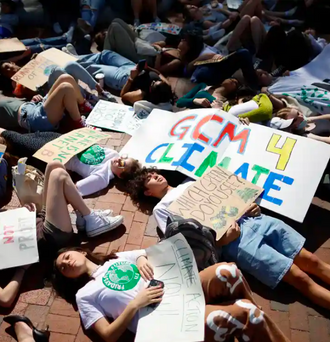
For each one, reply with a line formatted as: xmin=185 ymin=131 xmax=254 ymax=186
xmin=287 ymin=266 xmax=313 ymax=289
xmin=251 ymin=16 xmax=261 ymax=26
xmin=58 ymin=82 xmax=75 ymax=92
xmin=57 ymin=74 xmax=75 ymax=84
xmin=304 ymin=252 xmax=321 ymax=271
xmin=46 ymin=161 xmax=65 ymax=174
xmin=49 ymin=167 xmax=69 ymax=183
xmin=64 ymin=61 xmax=80 ymax=72
xmin=215 ymin=262 xmax=242 ymax=282
xmin=241 ymin=14 xmax=251 ymax=23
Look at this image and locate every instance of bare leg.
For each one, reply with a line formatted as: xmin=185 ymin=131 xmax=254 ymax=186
xmin=282 ymin=264 xmax=330 ymax=310
xmin=227 ymin=15 xmax=251 ymax=52
xmin=250 ymin=16 xmax=266 ymax=53
xmin=146 ymin=0 xmax=158 ymax=19
xmin=294 ymin=248 xmax=330 ymax=285
xmin=14 ymin=322 xmax=34 ymax=342
xmin=43 ymin=83 xmax=82 ymax=125
xmin=239 ymin=0 xmax=263 ymax=19
xmin=131 ymin=0 xmax=143 ymax=20
xmin=44 ymin=164 xmax=91 ymax=233
xmin=47 ymin=74 xmax=84 ymax=103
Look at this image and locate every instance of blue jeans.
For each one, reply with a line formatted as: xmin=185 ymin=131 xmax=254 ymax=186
xmin=48 ymin=61 xmax=98 ymax=93
xmin=21 ymin=36 xmax=68 ymax=54
xmin=191 ymin=49 xmax=259 ymax=89
xmin=77 ymin=51 xmax=135 ymax=90
xmin=80 ymin=0 xmax=105 ymax=27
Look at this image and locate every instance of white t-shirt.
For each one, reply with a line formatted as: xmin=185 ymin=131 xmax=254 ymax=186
xmin=66 ymin=145 xmax=119 ymax=197
xmin=153 ymin=181 xmax=194 ymax=234
xmin=76 ymin=250 xmax=147 ymax=332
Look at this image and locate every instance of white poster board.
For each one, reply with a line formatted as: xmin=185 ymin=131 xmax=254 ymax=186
xmin=0 ymin=208 xmax=38 ymax=270
xmin=136 ymin=234 xmax=205 ymax=342
xmin=86 ymin=100 xmax=144 ymax=135
xmin=121 ymin=108 xmax=330 ymax=222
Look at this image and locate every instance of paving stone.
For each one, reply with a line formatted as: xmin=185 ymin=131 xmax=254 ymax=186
xmin=75 ymin=327 xmax=92 ymax=342
xmin=94 ymin=201 xmax=122 ymax=215
xmin=134 ymin=211 xmax=149 ymax=223
xmin=144 ymin=215 xmax=158 ymax=237
xmin=50 ymin=333 xmax=76 ymax=342
xmin=122 ymin=197 xmax=137 ymax=212
xmin=268 ymin=310 xmax=291 ymax=340
xmin=19 ymin=288 xmax=52 ymax=305
xmin=289 ymin=302 xmax=309 ymax=331
xmin=0 ymin=322 xmax=13 ymax=342
xmin=46 ymin=314 xmax=80 ymax=335
xmin=24 ymin=305 xmax=50 ymax=326
xmin=270 ymin=300 xmax=289 ymax=312
xmin=97 ymin=193 xmax=126 ymax=204
xmin=120 ymin=211 xmax=134 ymax=234
xmin=50 ymin=298 xmax=79 ymax=317
xmin=291 ymin=330 xmax=310 ymax=342
xmin=109 ymin=233 xmax=128 ymax=253
xmin=309 ymin=316 xmax=330 ymax=342
xmin=141 ymin=236 xmax=158 ymax=249
xmin=127 ymin=221 xmax=146 ymax=245
xmin=124 ymin=244 xmax=142 ymax=251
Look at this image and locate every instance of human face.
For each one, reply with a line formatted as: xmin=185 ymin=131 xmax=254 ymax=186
xmin=256 ymin=69 xmax=273 ymax=87
xmin=186 ymin=5 xmax=203 ymax=20
xmin=56 ymin=251 xmax=88 ymax=279
xmin=0 ymin=62 xmax=20 ymax=79
xmin=144 ymin=172 xmax=168 ymax=197
xmin=221 ymin=78 xmax=239 ymax=94
xmin=111 ymin=155 xmax=135 ymax=178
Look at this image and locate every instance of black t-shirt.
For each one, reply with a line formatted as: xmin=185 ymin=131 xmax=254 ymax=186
xmin=131 ymin=71 xmax=160 ymax=99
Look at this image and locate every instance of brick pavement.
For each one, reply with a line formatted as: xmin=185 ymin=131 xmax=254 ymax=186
xmin=1 ymin=131 xmax=330 ymax=342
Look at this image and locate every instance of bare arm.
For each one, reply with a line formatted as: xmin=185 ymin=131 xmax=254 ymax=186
xmin=308 ymin=114 xmax=330 ymax=122
xmin=0 ymin=268 xmax=26 ymax=308
xmin=307 ymin=133 xmax=330 ymax=144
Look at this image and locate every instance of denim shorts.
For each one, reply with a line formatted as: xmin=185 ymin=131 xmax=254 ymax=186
xmin=20 ymin=101 xmax=57 ymax=132
xmin=222 ymin=214 xmax=305 ymax=289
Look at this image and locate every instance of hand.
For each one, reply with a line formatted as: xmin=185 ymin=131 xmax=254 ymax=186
xmin=283 ymin=70 xmax=290 ymax=77
xmin=239 ymin=117 xmax=250 ymax=125
xmin=211 ymin=99 xmax=223 ymax=109
xmin=133 ymin=286 xmax=164 ymax=309
xmin=245 ymin=203 xmax=261 ymax=217
xmin=130 ymin=67 xmax=139 ymax=80
xmin=219 ymin=222 xmax=241 ymax=246
xmin=212 ymin=54 xmax=223 ymax=61
xmin=95 ymin=83 xmax=104 ymax=94
xmin=306 ymin=117 xmax=315 ymax=123
xmin=193 ymin=98 xmax=211 ymax=108
xmin=23 ymin=203 xmax=36 ymax=212
xmin=261 ymin=87 xmax=268 ymax=94
xmin=137 ymin=256 xmax=154 ymax=281
xmin=31 ymin=95 xmax=43 ymax=103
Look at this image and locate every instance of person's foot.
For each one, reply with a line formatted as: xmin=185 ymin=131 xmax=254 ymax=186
xmin=76 ymin=209 xmax=114 ymax=232
xmin=53 ymin=22 xmax=63 ymax=34
xmin=134 ymin=19 xmax=140 ymax=28
xmin=66 ymin=26 xmax=75 ymax=43
xmin=66 ymin=43 xmax=78 ymax=56
xmin=79 ymin=100 xmax=94 ymax=115
xmin=14 ymin=321 xmax=34 ymax=341
xmin=84 ymin=212 xmax=123 ymax=237
xmin=284 ymin=6 xmax=298 ymax=17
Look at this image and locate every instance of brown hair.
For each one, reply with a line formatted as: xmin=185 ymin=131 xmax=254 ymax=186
xmin=276 ymin=107 xmax=292 ymax=120
xmin=120 ymin=159 xmax=141 ymax=181
xmin=52 ymin=247 xmax=118 ymax=304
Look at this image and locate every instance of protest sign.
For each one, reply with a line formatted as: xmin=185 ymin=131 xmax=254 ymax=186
xmin=33 ymin=128 xmax=108 ymax=164
xmin=0 ymin=208 xmax=38 ymax=270
xmin=11 ymin=48 xmax=77 ymax=91
xmin=121 ymin=108 xmax=330 ymax=222
xmin=0 ymin=38 xmax=26 ymax=53
xmin=136 ymin=233 xmax=205 ymax=342
xmin=0 ymin=144 xmax=6 ymax=160
xmin=86 ymin=100 xmax=144 ymax=135
xmin=168 ymin=166 xmax=263 ymax=240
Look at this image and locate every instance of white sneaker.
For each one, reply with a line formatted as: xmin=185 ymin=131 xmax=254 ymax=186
xmin=85 ymin=212 xmax=123 ymax=237
xmin=75 ymin=209 xmax=114 ymax=232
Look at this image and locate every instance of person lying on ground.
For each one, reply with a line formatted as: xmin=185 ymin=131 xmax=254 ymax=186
xmin=127 ymin=168 xmax=330 ymax=310
xmin=79 ymin=0 xmax=106 ymax=29
xmin=131 ymin=0 xmax=160 ymax=27
xmin=271 ymin=107 xmax=330 ymax=144
xmin=0 ymin=74 xmax=92 ymax=133
xmin=52 ymin=246 xmax=290 ymax=342
xmin=120 ymin=64 xmax=173 ymax=106
xmin=176 ymin=78 xmax=239 ymax=108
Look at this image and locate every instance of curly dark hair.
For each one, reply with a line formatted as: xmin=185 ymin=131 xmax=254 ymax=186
xmin=126 ymin=167 xmax=159 ymax=205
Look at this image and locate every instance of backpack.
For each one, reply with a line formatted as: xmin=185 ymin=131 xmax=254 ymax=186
xmin=163 ymin=214 xmax=220 ymax=271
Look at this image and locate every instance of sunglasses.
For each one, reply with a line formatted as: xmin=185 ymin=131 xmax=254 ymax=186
xmin=118 ymin=154 xmax=128 ymax=168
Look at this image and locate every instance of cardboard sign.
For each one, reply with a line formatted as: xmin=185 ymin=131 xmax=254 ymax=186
xmin=121 ymin=108 xmax=330 ymax=222
xmin=136 ymin=234 xmax=205 ymax=342
xmin=0 ymin=38 xmax=27 ymax=53
xmin=33 ymin=128 xmax=109 ymax=165
xmin=0 ymin=144 xmax=6 ymax=160
xmin=86 ymin=100 xmax=144 ymax=135
xmin=194 ymin=52 xmax=236 ymax=66
xmin=11 ymin=48 xmax=77 ymax=91
xmin=168 ymin=166 xmax=263 ymax=240
xmin=0 ymin=207 xmax=38 ymax=270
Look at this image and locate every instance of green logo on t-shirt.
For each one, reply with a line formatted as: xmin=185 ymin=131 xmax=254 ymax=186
xmin=102 ymin=261 xmax=141 ymax=291
xmin=77 ymin=145 xmax=105 ymax=165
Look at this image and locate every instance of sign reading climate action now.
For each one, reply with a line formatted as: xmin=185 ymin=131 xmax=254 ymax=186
xmin=33 ymin=128 xmax=109 ymax=165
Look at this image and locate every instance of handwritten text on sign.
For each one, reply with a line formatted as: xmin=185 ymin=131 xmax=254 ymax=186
xmin=136 ymin=234 xmax=205 ymax=342
xmin=0 ymin=208 xmax=38 ymax=270
xmin=33 ymin=128 xmax=108 ymax=165
xmin=121 ymin=109 xmax=330 ymax=222
xmin=169 ymin=166 xmax=263 ymax=240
